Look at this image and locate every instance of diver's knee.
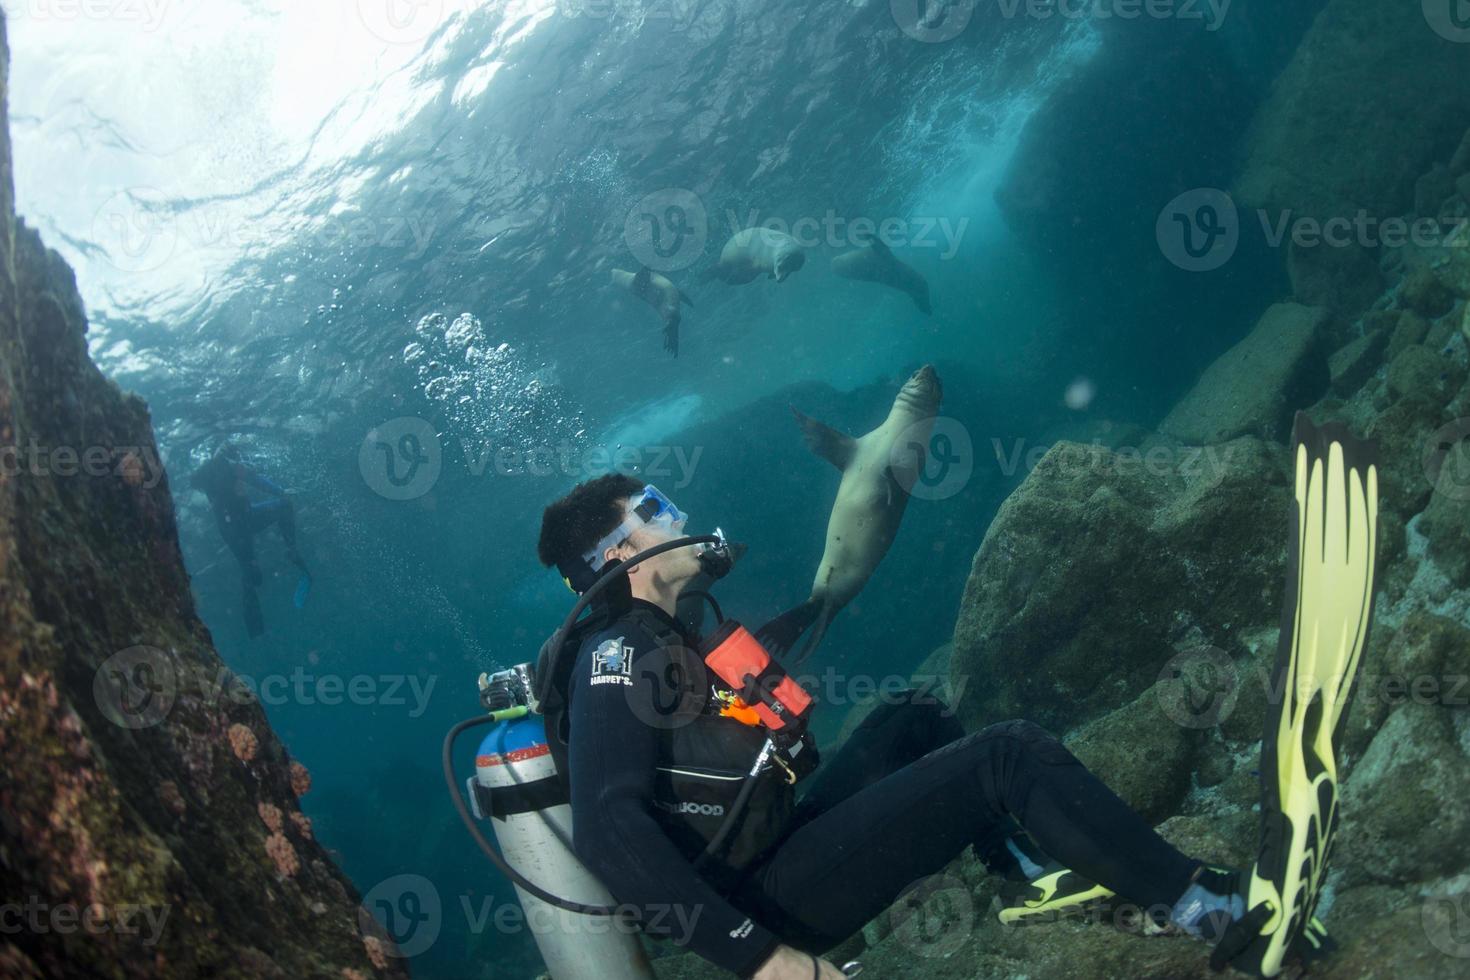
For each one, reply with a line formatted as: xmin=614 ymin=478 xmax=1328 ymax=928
xmin=978 ymin=719 xmax=1076 ymax=766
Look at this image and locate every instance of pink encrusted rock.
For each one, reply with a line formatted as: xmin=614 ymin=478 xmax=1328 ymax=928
xmin=257 ymin=803 xmax=283 ymax=834
xmin=289 ymin=760 xmax=312 ymax=797
xmin=362 ymin=936 xmax=388 ymax=970
xmin=227 ymin=723 xmax=258 ymax=762
xmin=263 ymin=833 xmax=299 ymax=878
xmin=289 ymin=811 xmax=312 ymax=840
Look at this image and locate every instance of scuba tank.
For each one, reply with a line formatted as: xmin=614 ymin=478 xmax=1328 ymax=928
xmin=466 ymin=665 xmax=654 ymax=980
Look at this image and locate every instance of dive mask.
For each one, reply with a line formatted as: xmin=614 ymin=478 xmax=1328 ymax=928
xmin=583 ymin=484 xmax=688 ymax=572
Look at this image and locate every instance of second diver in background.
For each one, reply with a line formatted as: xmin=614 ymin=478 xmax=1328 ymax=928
xmin=192 ymin=444 xmax=312 ymax=638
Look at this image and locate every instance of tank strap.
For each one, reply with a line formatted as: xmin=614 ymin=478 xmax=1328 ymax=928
xmin=472 ymin=775 xmax=568 ymax=819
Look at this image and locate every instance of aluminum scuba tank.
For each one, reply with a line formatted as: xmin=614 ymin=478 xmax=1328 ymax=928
xmin=472 ymin=709 xmax=655 ymax=980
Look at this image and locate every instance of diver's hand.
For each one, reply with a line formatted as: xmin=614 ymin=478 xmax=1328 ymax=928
xmin=752 ymin=945 xmax=845 ymax=980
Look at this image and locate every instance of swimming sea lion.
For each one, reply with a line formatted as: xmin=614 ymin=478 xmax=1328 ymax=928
xmin=758 ymin=365 xmax=943 ymax=663
xmin=611 ymin=266 xmax=694 ymax=356
xmin=831 ymin=239 xmax=932 ymax=314
xmin=707 ymin=227 xmax=807 ymax=285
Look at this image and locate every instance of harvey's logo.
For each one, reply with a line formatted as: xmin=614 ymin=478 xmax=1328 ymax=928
xmin=590 ymin=637 xmax=634 ymax=687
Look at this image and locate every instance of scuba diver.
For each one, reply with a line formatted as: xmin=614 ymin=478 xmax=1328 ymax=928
xmin=191 ymin=444 xmax=311 ymax=637
xmin=455 ymin=414 xmax=1376 ymax=980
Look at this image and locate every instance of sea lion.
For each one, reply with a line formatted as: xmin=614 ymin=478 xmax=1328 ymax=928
xmin=759 ymin=365 xmax=943 ymax=663
xmin=831 ymin=239 xmax=932 ymax=314
xmin=708 ymin=227 xmax=807 ymax=285
xmin=611 ymin=266 xmax=693 ymax=356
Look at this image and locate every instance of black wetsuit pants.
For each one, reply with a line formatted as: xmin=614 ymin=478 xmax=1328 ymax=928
xmin=730 ymin=691 xmax=1200 ymax=951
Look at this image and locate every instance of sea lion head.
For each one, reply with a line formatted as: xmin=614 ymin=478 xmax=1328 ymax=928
xmin=774 ymin=247 xmax=806 ymax=283
xmin=898 ymin=364 xmax=942 ymax=415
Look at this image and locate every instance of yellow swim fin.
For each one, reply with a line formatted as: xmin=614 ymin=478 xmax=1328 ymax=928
xmin=1211 ymin=414 xmax=1379 ymax=977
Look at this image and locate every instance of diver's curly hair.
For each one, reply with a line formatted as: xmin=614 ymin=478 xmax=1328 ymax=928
xmin=537 ymin=473 xmax=645 ymax=568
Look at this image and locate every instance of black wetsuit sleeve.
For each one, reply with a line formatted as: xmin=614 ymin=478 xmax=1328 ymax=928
xmin=567 ymin=624 xmax=781 ymax=977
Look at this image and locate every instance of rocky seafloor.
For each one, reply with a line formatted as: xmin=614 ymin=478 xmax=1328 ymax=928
xmin=658 ymin=2 xmax=1470 ymax=978
xmin=0 ymin=17 xmax=408 ymax=980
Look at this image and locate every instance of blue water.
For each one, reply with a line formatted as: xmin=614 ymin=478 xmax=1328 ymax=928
xmin=10 ymin=2 xmax=1322 ymax=976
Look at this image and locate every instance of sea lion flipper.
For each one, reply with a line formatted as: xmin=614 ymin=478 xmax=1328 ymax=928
xmin=791 ymin=406 xmax=856 ymax=470
xmin=792 ymin=600 xmax=835 ymax=666
xmin=664 ymin=314 xmax=679 ymax=358
xmin=755 ymin=598 xmax=822 ymax=660
xmin=633 ymin=266 xmax=652 ymax=294
xmin=869 ymin=237 xmax=893 ymax=259
xmin=678 ymin=289 xmax=695 ymax=309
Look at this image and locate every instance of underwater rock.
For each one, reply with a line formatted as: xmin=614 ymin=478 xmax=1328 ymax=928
xmin=995 ymin=2 xmax=1319 ymax=265
xmin=949 ymin=436 xmax=1291 ymax=734
xmin=1236 ymin=0 xmax=1470 ymax=227
xmin=1420 ymin=439 xmax=1470 ymax=587
xmin=1415 ymin=164 xmax=1458 ymax=219
xmin=1387 ymin=345 xmax=1463 ymax=405
xmin=1062 ymin=681 xmax=1199 ymax=825
xmin=0 ymin=16 xmax=401 ymax=979
xmin=1401 ymin=267 xmax=1457 ymax=319
xmin=1380 ymin=611 xmax=1470 ymax=699
xmin=1159 ymin=302 xmax=1332 ymax=445
xmin=1328 ymin=328 xmax=1390 ymax=396
xmin=1385 ymin=311 xmax=1431 ymax=363
xmin=1360 ymin=397 xmax=1449 ymax=529
xmin=1339 ymin=701 xmax=1470 ymax=885
xmin=1286 ymin=239 xmax=1384 ymax=317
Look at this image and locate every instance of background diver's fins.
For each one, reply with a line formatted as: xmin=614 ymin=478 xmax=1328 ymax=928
xmin=294 ymin=572 xmax=313 ymax=609
xmin=1213 ymin=413 xmax=1379 ymax=978
xmin=243 ymin=584 xmax=265 ymax=638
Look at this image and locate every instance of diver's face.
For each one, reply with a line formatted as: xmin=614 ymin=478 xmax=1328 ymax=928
xmin=613 ymin=495 xmax=700 ymax=585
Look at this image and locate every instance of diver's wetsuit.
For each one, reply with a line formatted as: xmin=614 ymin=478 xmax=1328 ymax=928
xmin=567 ymin=602 xmax=1201 ymax=976
xmin=192 ymin=450 xmax=307 ymax=635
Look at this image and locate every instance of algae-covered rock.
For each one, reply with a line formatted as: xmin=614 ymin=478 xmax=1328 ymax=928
xmin=1420 ymin=437 xmax=1470 ymax=586
xmin=1328 ymin=328 xmax=1389 ymax=396
xmin=1063 ymin=682 xmax=1200 ymax=825
xmin=1339 ymin=702 xmax=1470 ymax=885
xmin=0 ymin=18 xmax=400 ymax=980
xmin=1236 ymin=0 xmax=1470 ymax=225
xmin=950 ymin=437 xmax=1291 ymax=733
xmin=1306 ymin=884 xmax=1470 ymax=980
xmin=1387 ymin=344 xmax=1465 ymax=404
xmin=1286 ymin=240 xmax=1384 ymax=317
xmin=1379 ymin=611 xmax=1470 ymax=698
xmin=1403 ymin=266 xmax=1459 ymax=319
xmin=1362 ymin=397 xmax=1449 ymax=525
xmin=1416 ymin=163 xmax=1459 ymax=219
xmin=1386 ymin=311 xmax=1431 ymax=362
xmin=1160 ymin=303 xmax=1332 ymax=445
